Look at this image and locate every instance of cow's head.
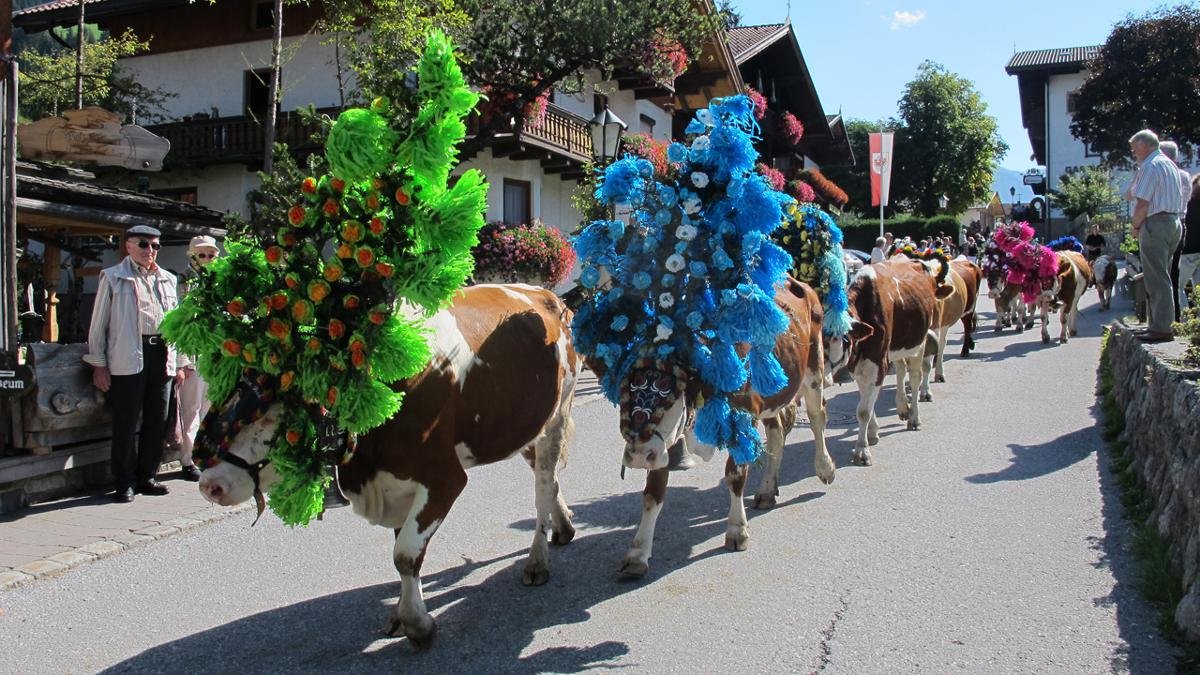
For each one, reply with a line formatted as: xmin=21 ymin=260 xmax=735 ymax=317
xmin=194 ymin=373 xmax=283 ymax=512
xmin=618 ymin=359 xmax=691 ymax=470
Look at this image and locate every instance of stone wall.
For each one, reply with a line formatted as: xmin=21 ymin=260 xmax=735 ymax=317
xmin=1108 ymin=325 xmax=1200 ymax=641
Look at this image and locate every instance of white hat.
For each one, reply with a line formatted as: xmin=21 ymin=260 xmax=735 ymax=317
xmin=189 ymin=235 xmax=219 ymax=252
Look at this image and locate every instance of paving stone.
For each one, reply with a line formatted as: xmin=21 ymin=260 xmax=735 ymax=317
xmin=0 ymin=570 xmax=34 ymax=590
xmin=110 ymin=532 xmax=154 ymax=547
xmin=16 ymin=559 xmax=68 ymax=578
xmin=132 ymin=524 xmax=179 ymax=540
xmin=47 ymin=551 xmax=98 ymax=569
xmin=78 ymin=541 xmax=126 ymax=559
xmin=162 ymin=517 xmax=203 ymax=531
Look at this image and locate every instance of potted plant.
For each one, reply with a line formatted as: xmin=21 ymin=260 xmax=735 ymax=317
xmin=471 ymin=219 xmax=577 ymax=287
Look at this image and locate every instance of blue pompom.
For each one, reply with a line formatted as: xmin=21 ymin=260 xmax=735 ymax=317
xmin=727 ymin=409 xmax=762 ymax=465
xmin=695 ymin=396 xmax=733 ymax=447
xmin=749 ymin=348 xmax=788 ymax=396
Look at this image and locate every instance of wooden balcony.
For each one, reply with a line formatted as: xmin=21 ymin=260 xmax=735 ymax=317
xmin=467 ymin=102 xmax=592 ymax=181
xmin=147 ymin=109 xmax=332 ymax=168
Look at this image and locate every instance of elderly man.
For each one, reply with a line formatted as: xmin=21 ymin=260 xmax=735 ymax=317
xmin=85 ymin=225 xmax=184 ymax=501
xmin=1127 ymin=130 xmax=1184 ymax=343
xmin=1160 ymin=141 xmax=1194 ymax=320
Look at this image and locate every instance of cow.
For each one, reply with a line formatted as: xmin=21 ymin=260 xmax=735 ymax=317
xmin=926 ymin=258 xmax=982 ymax=385
xmin=827 ymin=259 xmax=954 ymax=466
xmin=1038 ymin=250 xmax=1092 ymax=344
xmin=606 ymin=278 xmax=833 ymax=579
xmin=985 ymin=268 xmax=1035 ymax=333
xmin=1092 ymin=254 xmax=1118 ymax=311
xmin=194 ymin=284 xmax=580 ymax=649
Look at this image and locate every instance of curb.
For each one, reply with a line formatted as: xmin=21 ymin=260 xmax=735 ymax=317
xmin=0 ymin=502 xmax=253 ymax=592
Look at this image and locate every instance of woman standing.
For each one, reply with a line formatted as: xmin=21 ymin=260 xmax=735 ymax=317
xmin=173 ymin=236 xmax=221 ymax=481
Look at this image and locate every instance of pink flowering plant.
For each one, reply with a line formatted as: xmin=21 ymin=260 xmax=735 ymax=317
xmin=471 ymin=220 xmax=577 ymax=286
xmin=779 ymin=111 xmax=805 ymax=145
xmin=746 ymin=87 xmax=767 ymax=120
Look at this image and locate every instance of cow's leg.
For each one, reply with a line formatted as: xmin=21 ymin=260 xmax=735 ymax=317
xmin=620 ymin=467 xmax=669 ymax=579
xmin=752 ymin=406 xmax=792 ymax=510
xmin=385 ymin=473 xmax=465 ymax=649
xmin=1040 ymin=301 xmax=1051 ymax=344
xmin=895 ymin=359 xmax=911 ymax=421
xmin=1058 ymin=302 xmax=1070 ymax=343
xmin=1069 ymin=294 xmax=1081 ymax=337
xmin=852 ymin=365 xmax=881 ymax=465
xmin=902 ymin=355 xmax=923 ymax=430
xmin=933 ymin=325 xmax=949 ymax=383
xmin=960 ymin=312 xmax=975 ymax=356
xmin=523 ymin=405 xmax=577 ymax=586
xmin=725 ymin=456 xmax=751 ymax=551
xmin=801 ymin=375 xmax=835 ymax=485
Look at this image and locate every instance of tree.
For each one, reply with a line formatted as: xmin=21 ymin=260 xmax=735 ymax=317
xmin=1050 ymin=166 xmax=1119 ymax=221
xmin=819 ymin=118 xmax=896 ymax=215
xmin=891 ymin=61 xmax=1007 ymax=216
xmin=1071 ymin=5 xmax=1200 ymax=164
xmin=17 ymin=29 xmax=169 ymax=122
xmin=262 ymin=0 xmax=284 ymax=173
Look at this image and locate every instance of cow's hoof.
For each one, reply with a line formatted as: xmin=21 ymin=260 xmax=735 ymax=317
xmin=906 ymin=419 xmax=920 ymax=431
xmin=618 ymin=557 xmax=649 ymax=580
xmin=897 ymin=409 xmax=909 ymax=421
xmin=752 ymin=493 xmax=777 ymax=510
xmin=522 ymin=561 xmax=550 ymax=587
xmin=725 ymin=528 xmax=750 ymax=551
xmin=867 ymin=432 xmax=880 ymax=446
xmin=1070 ymin=329 xmax=1078 ymax=337
xmin=919 ymin=392 xmax=933 ymax=403
xmin=406 ymin=621 xmax=437 ymax=651
xmin=934 ymin=374 xmax=946 ymax=384
xmin=1041 ymin=334 xmax=1050 ymax=344
xmin=551 ymin=523 xmax=575 ymax=546
xmin=384 ymin=617 xmax=404 ymax=638
xmin=851 ymin=450 xmax=873 ymax=466
xmin=960 ymin=348 xmax=971 ymax=357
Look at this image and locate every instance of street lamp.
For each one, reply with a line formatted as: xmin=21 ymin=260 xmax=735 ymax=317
xmin=1009 ymin=185 xmax=1017 ymax=211
xmin=938 ymin=194 xmax=948 ymax=211
xmin=588 ymin=106 xmax=627 ymax=166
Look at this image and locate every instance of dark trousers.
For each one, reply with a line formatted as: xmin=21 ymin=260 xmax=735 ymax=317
xmin=108 ymin=338 xmax=172 ymax=488
xmin=1172 ymin=222 xmax=1187 ymax=322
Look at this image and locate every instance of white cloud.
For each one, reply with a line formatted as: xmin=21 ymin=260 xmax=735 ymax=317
xmin=890 ymin=9 xmax=926 ymax=30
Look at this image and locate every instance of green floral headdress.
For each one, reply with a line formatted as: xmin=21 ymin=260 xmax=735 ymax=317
xmin=161 ymin=31 xmax=487 ymax=526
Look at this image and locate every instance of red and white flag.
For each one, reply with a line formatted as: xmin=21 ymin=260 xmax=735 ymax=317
xmin=869 ymin=132 xmax=894 ymax=207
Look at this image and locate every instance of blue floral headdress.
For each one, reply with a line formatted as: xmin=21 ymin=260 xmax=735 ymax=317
xmin=572 ymin=95 xmax=794 ymax=464
xmin=775 ymin=202 xmax=851 ymax=337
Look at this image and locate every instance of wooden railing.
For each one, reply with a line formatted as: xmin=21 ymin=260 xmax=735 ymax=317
xmin=150 ymin=102 xmax=591 ymax=167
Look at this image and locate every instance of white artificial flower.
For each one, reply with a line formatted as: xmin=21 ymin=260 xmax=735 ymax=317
xmin=691 ymin=172 xmax=710 ymax=188
xmin=691 ymin=135 xmax=711 ymax=151
xmin=665 ymin=253 xmax=686 ymax=273
xmin=675 ymin=224 xmax=698 ymax=241
xmin=659 ymin=292 xmax=675 ymax=309
xmin=683 ymin=198 xmax=702 ymax=215
xmin=655 ymin=323 xmax=674 ymax=342
xmin=696 ymin=109 xmax=713 ymax=126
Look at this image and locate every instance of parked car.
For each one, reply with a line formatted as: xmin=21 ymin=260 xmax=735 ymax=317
xmin=843 ymin=248 xmax=870 ymax=280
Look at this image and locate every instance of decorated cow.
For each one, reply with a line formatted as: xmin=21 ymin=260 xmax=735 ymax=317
xmin=572 ymin=96 xmax=847 ymax=578
xmin=1092 ymin=254 xmax=1118 ymax=311
xmin=1038 ymin=244 xmax=1093 ymax=344
xmin=161 ymin=34 xmax=579 ymax=649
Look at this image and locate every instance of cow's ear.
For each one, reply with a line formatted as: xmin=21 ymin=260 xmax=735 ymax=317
xmin=847 ymin=319 xmax=874 ymax=341
xmin=935 ymin=284 xmax=955 ymax=299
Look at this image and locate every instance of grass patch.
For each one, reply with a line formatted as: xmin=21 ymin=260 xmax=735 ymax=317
xmin=1098 ymin=329 xmax=1200 ymax=670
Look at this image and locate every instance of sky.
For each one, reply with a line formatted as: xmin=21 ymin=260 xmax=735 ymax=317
xmin=733 ymin=0 xmax=1167 ymax=175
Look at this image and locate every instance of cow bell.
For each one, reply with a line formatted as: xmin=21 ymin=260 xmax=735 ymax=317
xmin=319 ymin=466 xmax=351 ymax=518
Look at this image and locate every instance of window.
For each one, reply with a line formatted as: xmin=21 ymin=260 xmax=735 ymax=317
xmin=244 ymin=68 xmax=275 ymax=118
xmin=252 ymin=1 xmax=274 ymax=30
xmin=503 ymin=179 xmax=532 ymax=225
xmin=1084 ymin=141 xmax=1101 ymax=159
xmin=1066 ymin=92 xmax=1080 ymax=115
xmin=639 ymin=114 xmax=656 ymax=136
xmin=151 ymin=187 xmax=199 ymax=205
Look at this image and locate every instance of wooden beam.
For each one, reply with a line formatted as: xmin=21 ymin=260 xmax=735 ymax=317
xmin=509 ymin=147 xmax=547 ymax=161
xmin=40 ymin=241 xmax=60 ymax=343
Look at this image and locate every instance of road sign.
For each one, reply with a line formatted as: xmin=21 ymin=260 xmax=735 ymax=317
xmin=1023 ymin=174 xmax=1045 ymax=185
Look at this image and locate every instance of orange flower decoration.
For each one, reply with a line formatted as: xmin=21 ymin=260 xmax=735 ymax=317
xmin=264 ymin=246 xmax=284 ymax=265
xmin=287 ymin=204 xmax=306 ymax=226
xmin=365 ymin=192 xmax=381 ymax=211
xmin=241 ymin=345 xmax=256 ymax=363
xmin=322 ymin=198 xmax=339 ymax=217
xmin=350 ymin=351 xmax=367 ymax=369
xmin=325 ymin=387 xmax=338 ymax=406
xmin=301 ymin=177 xmax=317 ymax=194
xmin=323 ymin=262 xmax=344 ymax=282
xmin=222 ymin=339 xmax=242 ymax=357
xmin=375 ymin=261 xmax=395 ymax=278
xmin=285 ymin=429 xmax=302 ymax=445
xmin=330 ymin=178 xmax=346 ymax=193
xmin=394 ymin=187 xmax=410 ymax=205
xmin=369 ymin=217 xmax=384 ymax=235
xmin=368 ymin=304 xmax=388 ymax=325
xmin=291 ymin=299 xmax=314 ymax=323
xmin=285 ymin=273 xmax=302 ymax=290
xmin=267 ymin=318 xmax=290 ymax=340
xmin=280 ymin=371 xmax=295 ymax=391
xmin=336 ymin=243 xmax=354 ymax=259
xmin=278 ymin=228 xmax=298 ymax=248
xmin=226 ymin=298 xmax=246 ymax=317
xmin=328 ymin=318 xmax=346 ymax=340
xmin=268 ymin=292 xmax=289 ymax=311
xmin=355 ymin=247 xmax=375 ymax=267
xmin=341 ymin=220 xmax=363 ymax=243
xmin=305 ymin=337 xmax=321 ymax=352
xmin=342 ymin=294 xmax=360 ymax=310
xmin=307 ymin=280 xmax=331 ymax=303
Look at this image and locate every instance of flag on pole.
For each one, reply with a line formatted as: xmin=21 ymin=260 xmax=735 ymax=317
xmin=869 ymin=132 xmax=894 ymax=207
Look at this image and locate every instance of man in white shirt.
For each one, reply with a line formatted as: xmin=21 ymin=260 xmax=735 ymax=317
xmin=1159 ymin=141 xmax=1193 ymax=320
xmin=870 ymin=237 xmax=886 ymax=263
xmin=1127 ymin=130 xmax=1184 ymax=342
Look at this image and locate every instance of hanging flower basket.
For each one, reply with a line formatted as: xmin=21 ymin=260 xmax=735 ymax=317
xmin=779 ymin=111 xmax=805 ymax=145
xmin=471 ymin=220 xmax=576 ymax=287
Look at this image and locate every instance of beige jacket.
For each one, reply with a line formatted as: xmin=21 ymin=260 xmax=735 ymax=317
xmin=84 ymin=257 xmax=181 ymax=377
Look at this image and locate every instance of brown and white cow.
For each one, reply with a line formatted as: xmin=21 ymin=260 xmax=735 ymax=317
xmin=925 ymin=258 xmax=983 ymax=384
xmin=604 ymin=277 xmax=833 ymax=578
xmin=1092 ymin=254 xmax=1118 ymax=311
xmin=827 ymin=259 xmax=954 ymax=466
xmin=195 ymin=284 xmax=580 ymax=649
xmin=985 ymin=269 xmax=1035 ymax=333
xmin=1038 ymin=250 xmax=1092 ymax=344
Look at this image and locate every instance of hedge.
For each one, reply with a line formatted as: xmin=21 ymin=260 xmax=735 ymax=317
xmin=837 ymin=214 xmax=962 ymax=250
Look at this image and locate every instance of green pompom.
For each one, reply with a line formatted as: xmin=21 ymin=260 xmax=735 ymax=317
xmin=394 ymin=251 xmax=474 ymax=313
xmin=326 ymin=108 xmax=398 ymax=183
xmin=417 ymin=168 xmax=487 ymax=255
xmin=335 ymin=378 xmax=404 ymax=433
xmin=198 ymin=354 xmax=244 ymax=406
xmin=370 ymin=314 xmax=432 ymax=382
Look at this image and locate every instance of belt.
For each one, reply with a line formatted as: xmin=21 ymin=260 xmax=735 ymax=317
xmin=143 ymin=335 xmax=164 ymax=346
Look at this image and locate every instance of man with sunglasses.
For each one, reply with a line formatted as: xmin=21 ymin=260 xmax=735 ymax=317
xmin=84 ymin=225 xmax=184 ymax=502
xmin=171 ymin=235 xmax=221 ymax=482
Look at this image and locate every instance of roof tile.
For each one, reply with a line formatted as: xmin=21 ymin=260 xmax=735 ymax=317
xmin=1006 ymin=45 xmax=1101 ymax=72
xmin=727 ymin=24 xmax=788 ymax=62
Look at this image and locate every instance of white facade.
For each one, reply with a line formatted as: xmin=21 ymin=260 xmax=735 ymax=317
xmin=120 ymin=36 xmax=674 ymax=230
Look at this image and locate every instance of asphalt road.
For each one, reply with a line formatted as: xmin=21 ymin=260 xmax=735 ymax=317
xmin=0 ymin=289 xmax=1178 ymax=674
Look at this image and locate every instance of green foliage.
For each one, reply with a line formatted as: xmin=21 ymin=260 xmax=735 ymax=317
xmin=1174 ymin=287 xmax=1200 ymax=365
xmin=1071 ymin=5 xmax=1200 ymax=164
xmin=17 ymin=29 xmax=171 ymax=122
xmin=892 ymin=61 xmax=1008 ymax=216
xmin=1051 ymin=166 xmax=1120 ymax=220
xmin=1119 ymin=233 xmax=1140 ymax=255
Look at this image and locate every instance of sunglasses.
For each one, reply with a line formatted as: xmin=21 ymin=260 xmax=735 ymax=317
xmin=195 ymin=253 xmax=215 ymax=259
xmin=133 ymin=240 xmax=162 ymax=251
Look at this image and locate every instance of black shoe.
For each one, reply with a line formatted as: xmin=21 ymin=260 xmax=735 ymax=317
xmin=180 ymin=465 xmax=202 ymax=482
xmin=112 ymin=486 xmax=135 ymax=503
xmin=136 ymin=479 xmax=170 ymax=496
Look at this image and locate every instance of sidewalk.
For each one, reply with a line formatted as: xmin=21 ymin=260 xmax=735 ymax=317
xmin=0 ymin=469 xmax=249 ymax=591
